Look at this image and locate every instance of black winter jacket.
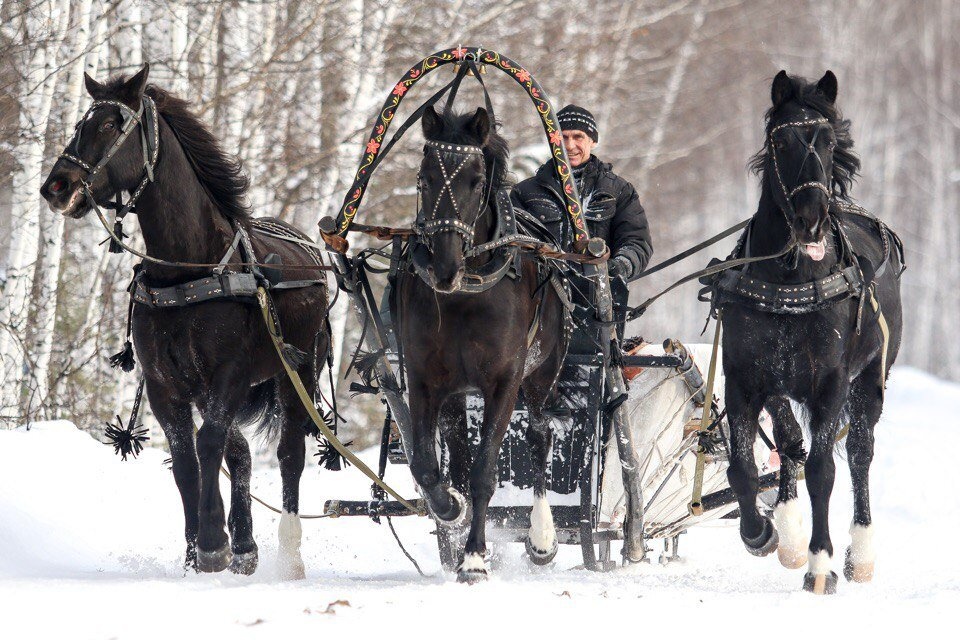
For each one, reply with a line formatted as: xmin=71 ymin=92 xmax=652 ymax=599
xmin=510 ymin=156 xmax=653 ymax=281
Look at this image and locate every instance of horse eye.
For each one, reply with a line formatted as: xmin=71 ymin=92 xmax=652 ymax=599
xmin=101 ymin=121 xmax=116 ymax=132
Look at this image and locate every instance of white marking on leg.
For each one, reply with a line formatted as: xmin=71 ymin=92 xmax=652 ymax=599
xmin=277 ymin=511 xmax=305 ymax=580
xmin=528 ymin=494 xmax=556 ymax=552
xmin=849 ymin=523 xmax=875 ymax=564
xmin=808 ymin=549 xmax=832 ymax=575
xmin=773 ymin=499 xmax=808 ymax=568
xmin=457 ymin=552 xmax=487 ymax=573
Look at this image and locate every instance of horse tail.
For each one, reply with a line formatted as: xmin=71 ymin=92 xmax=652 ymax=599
xmin=239 ymin=379 xmax=284 ymax=441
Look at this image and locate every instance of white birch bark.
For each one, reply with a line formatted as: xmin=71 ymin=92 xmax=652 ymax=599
xmin=169 ymin=1 xmax=190 ymax=95
xmin=28 ymin=0 xmax=94 ymax=420
xmin=636 ymin=0 xmax=706 ymax=195
xmin=0 ymin=0 xmax=70 ymax=425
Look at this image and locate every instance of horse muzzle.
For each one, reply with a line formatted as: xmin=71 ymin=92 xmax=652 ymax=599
xmin=426 ymin=264 xmax=465 ymax=294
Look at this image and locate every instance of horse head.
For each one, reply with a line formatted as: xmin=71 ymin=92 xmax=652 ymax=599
xmin=756 ymin=70 xmax=859 ymax=257
xmin=417 ymin=105 xmax=497 ymax=293
xmin=41 ymin=64 xmax=154 ymax=219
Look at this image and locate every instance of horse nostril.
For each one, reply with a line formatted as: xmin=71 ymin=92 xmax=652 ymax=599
xmin=50 ymin=179 xmax=67 ymax=195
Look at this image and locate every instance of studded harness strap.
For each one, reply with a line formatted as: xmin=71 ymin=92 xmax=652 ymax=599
xmin=60 ymin=96 xmax=160 ymax=226
xmin=416 ymin=140 xmax=488 ymax=247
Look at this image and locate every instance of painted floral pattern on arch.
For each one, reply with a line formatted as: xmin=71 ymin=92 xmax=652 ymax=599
xmin=335 ymin=47 xmax=587 ymax=243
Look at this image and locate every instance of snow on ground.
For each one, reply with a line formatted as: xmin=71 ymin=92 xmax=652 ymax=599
xmin=1 ymin=367 xmax=957 ymax=638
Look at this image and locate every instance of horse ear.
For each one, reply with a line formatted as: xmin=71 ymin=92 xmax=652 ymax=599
xmin=469 ymin=107 xmax=490 ymax=145
xmin=119 ymin=63 xmax=150 ymax=106
xmin=422 ymin=105 xmax=442 ymax=140
xmin=816 ymin=70 xmax=838 ymax=104
xmin=84 ymin=72 xmax=107 ymax=99
xmin=771 ymin=70 xmax=793 ymax=108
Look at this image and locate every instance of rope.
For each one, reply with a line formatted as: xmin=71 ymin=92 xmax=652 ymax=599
xmin=386 ymin=516 xmax=426 ymax=577
xmin=93 ymin=204 xmax=333 ymax=271
xmin=688 ymin=309 xmax=723 ymax=517
xmin=256 ymin=287 xmax=421 ymax=513
xmin=218 ymin=466 xmax=332 ymax=519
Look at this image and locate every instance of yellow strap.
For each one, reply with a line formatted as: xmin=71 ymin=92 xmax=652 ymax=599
xmin=689 ymin=309 xmax=723 ymax=516
xmin=870 ymin=290 xmax=889 ymax=395
xmin=256 ymin=288 xmax=421 ymax=514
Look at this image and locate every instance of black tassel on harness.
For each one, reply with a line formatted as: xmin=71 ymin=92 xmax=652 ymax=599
xmin=109 ymin=340 xmax=136 ymax=372
xmin=281 ymin=342 xmax=309 ymax=369
xmin=109 ymin=219 xmax=126 ymax=254
xmin=104 ymin=376 xmax=147 ymax=460
xmin=104 ymin=416 xmax=149 ymax=460
xmin=315 ymin=436 xmax=352 ymax=471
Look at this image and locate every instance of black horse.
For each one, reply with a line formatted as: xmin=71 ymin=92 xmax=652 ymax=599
xmin=40 ymin=66 xmax=330 ymax=578
xmin=395 ymin=106 xmax=570 ymax=582
xmin=718 ymin=71 xmax=903 ymax=594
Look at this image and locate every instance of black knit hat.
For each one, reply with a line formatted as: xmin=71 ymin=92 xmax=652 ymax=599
xmin=557 ymin=104 xmax=598 ymax=142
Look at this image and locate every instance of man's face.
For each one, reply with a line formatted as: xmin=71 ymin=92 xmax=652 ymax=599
xmin=562 ymin=130 xmax=596 ymax=167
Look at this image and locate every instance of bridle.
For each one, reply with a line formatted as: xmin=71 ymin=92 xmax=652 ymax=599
xmin=766 ymin=114 xmax=838 ymax=268
xmin=768 ymin=115 xmax=834 ymax=214
xmin=59 ymin=95 xmax=160 ymax=226
xmin=415 ymin=139 xmax=492 ymax=251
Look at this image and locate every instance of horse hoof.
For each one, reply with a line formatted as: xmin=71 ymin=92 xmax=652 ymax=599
xmin=525 ymin=536 xmax=558 ymax=566
xmin=803 ymin=570 xmax=839 ymax=595
xmin=197 ymin=544 xmax=233 ymax=573
xmin=773 ymin=499 xmax=807 ymax=569
xmin=434 ymin=487 xmax=469 ymax=529
xmin=777 ymin=545 xmax=808 ymax=569
xmin=741 ymin=518 xmax=779 ymax=557
xmin=228 ymin=549 xmax=258 ymax=575
xmin=843 ymin=548 xmax=874 ymax=583
xmin=456 ymin=552 xmax=488 ymax=583
xmin=278 ymin=552 xmax=306 ymax=581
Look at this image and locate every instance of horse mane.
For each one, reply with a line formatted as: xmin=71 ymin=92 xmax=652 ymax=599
xmin=93 ymin=74 xmax=252 ymax=220
xmin=429 ymin=109 xmax=512 ymax=196
xmin=749 ymin=74 xmax=861 ymax=201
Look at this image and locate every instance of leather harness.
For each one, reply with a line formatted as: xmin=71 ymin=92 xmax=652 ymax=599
xmin=130 ymin=220 xmax=326 ymax=309
xmin=705 ymin=202 xmax=905 ymax=316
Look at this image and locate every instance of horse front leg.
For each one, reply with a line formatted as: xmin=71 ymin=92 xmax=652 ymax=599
xmin=408 ymin=381 xmax=465 ymax=525
xmin=146 ymin=381 xmax=199 ymax=571
xmin=459 ymin=377 xmax=522 ymax=583
xmin=802 ymin=372 xmax=849 ymax=595
xmin=725 ymin=376 xmax=778 ymax=557
xmin=766 ymin=396 xmax=808 ymax=569
xmin=195 ymin=367 xmax=247 ymax=573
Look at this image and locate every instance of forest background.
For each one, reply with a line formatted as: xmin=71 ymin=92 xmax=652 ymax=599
xmin=2 ymin=0 xmax=956 ymax=446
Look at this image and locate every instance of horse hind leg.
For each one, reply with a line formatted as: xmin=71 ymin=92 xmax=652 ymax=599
xmin=224 ymin=426 xmax=258 ymax=575
xmin=843 ymin=362 xmax=883 ymax=584
xmin=766 ymin=397 xmax=808 ymax=569
xmin=521 ymin=375 xmax=559 ymax=566
xmin=524 ymin=420 xmax=557 ymax=565
xmin=276 ymin=380 xmax=308 ymax=581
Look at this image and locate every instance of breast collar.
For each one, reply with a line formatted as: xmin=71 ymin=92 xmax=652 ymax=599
xmin=712 ymin=204 xmax=865 ymax=315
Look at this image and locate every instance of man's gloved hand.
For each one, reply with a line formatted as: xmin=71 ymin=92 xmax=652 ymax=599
xmin=608 ymin=255 xmax=632 ymax=282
